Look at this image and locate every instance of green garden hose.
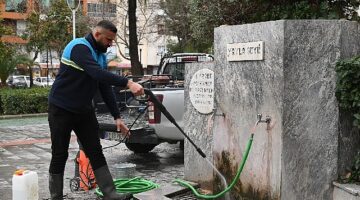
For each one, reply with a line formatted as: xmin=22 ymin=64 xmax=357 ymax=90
xmin=95 ymin=177 xmax=159 ymax=196
xmin=174 ymin=133 xmax=254 ymax=199
xmin=95 ymin=134 xmax=253 ymax=199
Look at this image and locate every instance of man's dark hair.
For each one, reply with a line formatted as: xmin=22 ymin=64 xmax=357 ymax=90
xmin=96 ymin=20 xmax=117 ymax=33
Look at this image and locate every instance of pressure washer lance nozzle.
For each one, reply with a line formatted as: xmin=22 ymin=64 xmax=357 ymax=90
xmin=256 ymin=114 xmax=271 ymax=125
xmin=196 ymin=148 xmax=206 ymax=158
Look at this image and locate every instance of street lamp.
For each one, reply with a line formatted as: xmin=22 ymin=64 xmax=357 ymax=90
xmin=66 ymin=0 xmax=81 ymax=40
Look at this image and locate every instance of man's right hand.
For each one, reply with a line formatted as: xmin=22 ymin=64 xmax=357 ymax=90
xmin=127 ymin=80 xmax=144 ymax=96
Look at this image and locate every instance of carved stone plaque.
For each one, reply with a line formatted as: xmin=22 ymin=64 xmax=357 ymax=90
xmin=227 ymin=41 xmax=264 ymax=61
xmin=189 ymin=69 xmax=214 ymax=114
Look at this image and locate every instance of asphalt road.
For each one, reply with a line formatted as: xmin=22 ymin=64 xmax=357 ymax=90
xmin=0 ymin=116 xmax=184 ymax=200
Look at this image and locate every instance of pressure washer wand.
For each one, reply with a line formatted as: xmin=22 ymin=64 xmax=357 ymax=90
xmin=144 ymin=89 xmax=207 ymax=158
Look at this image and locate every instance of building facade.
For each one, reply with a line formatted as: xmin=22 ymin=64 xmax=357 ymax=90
xmin=0 ymin=0 xmax=89 ymax=77
xmin=0 ymin=0 xmax=34 ymax=44
xmin=112 ymin=0 xmax=176 ymax=75
xmin=1 ymin=0 xmax=174 ymax=77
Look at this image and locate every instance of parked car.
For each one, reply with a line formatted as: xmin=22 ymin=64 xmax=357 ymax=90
xmin=7 ymin=75 xmax=28 ymax=88
xmin=33 ymin=77 xmax=54 ymax=87
xmin=24 ymin=76 xmax=30 ymax=87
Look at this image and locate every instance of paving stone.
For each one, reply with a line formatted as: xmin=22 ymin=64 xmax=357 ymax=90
xmin=0 ymin=117 xmax=188 ymax=200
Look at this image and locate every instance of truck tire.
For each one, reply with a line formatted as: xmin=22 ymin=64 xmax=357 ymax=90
xmin=125 ymin=143 xmax=157 ymax=153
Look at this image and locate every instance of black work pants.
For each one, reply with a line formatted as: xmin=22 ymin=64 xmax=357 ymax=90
xmin=48 ymin=103 xmax=107 ymax=174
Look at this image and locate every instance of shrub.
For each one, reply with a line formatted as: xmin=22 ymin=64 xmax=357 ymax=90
xmin=0 ymin=91 xmax=2 ymax=114
xmin=336 ymin=55 xmax=360 ymax=184
xmin=339 ymin=151 xmax=360 ymax=184
xmin=336 ymin=56 xmax=360 ymax=129
xmin=0 ymin=87 xmax=50 ymax=115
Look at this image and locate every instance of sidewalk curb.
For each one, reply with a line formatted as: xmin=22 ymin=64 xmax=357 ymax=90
xmin=0 ymin=113 xmax=48 ymax=120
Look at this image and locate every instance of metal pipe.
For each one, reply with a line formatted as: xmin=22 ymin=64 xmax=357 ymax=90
xmin=72 ymin=10 xmax=76 ymax=40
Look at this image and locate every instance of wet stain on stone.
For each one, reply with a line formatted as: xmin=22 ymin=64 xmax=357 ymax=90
xmin=214 ymin=151 xmax=272 ymax=200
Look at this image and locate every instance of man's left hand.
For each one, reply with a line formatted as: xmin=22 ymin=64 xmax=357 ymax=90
xmin=115 ymin=118 xmax=130 ymax=137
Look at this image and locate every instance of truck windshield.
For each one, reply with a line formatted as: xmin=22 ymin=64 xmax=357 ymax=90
xmin=162 ymin=63 xmax=185 ymax=80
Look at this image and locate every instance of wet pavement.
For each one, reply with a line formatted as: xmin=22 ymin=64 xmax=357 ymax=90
xmin=0 ymin=116 xmax=185 ymax=200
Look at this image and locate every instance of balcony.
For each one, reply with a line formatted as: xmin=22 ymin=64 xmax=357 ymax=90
xmin=0 ymin=0 xmax=30 ymax=20
xmin=0 ymin=19 xmax=27 ymax=44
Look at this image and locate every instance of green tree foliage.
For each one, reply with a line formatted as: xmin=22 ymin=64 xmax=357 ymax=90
xmin=22 ymin=0 xmax=90 ymax=84
xmin=0 ymin=51 xmax=33 ymax=88
xmin=160 ymin=0 xmax=212 ymax=53
xmin=16 ymin=55 xmax=39 ymax=87
xmin=22 ymin=0 xmax=90 ymax=81
xmin=45 ymin=0 xmax=90 ymax=57
xmin=0 ymin=11 xmax=17 ymax=86
xmin=341 ymin=151 xmax=360 ymax=184
xmin=0 ymin=18 xmax=9 ymax=37
xmin=189 ymin=0 xmax=360 ymax=51
xmin=24 ymin=0 xmax=90 ymax=59
xmin=160 ymin=0 xmax=191 ymax=52
xmin=0 ymin=45 xmax=17 ymax=86
xmin=336 ymin=56 xmax=360 ymax=128
xmin=24 ymin=11 xmax=48 ymax=61
xmin=23 ymin=8 xmax=50 ymax=86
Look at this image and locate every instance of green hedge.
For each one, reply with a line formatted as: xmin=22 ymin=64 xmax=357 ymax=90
xmin=336 ymin=56 xmax=360 ymax=129
xmin=0 ymin=87 xmax=50 ymax=115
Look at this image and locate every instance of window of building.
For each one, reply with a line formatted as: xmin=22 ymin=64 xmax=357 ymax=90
xmin=106 ymin=45 xmax=117 ymax=61
xmin=39 ymin=0 xmax=50 ymax=10
xmin=5 ymin=0 xmax=27 ymax=13
xmin=16 ymin=20 xmax=26 ymax=36
xmin=125 ymin=47 xmax=130 ymax=58
xmin=3 ymin=19 xmax=17 ymax=35
xmin=40 ymin=51 xmax=49 ymax=63
xmin=157 ymin=24 xmax=165 ymax=35
xmin=40 ymin=51 xmax=58 ymax=63
xmin=87 ymin=2 xmax=116 ymax=18
xmin=157 ymin=45 xmax=166 ymax=56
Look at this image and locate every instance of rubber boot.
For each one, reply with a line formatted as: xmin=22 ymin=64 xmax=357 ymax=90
xmin=94 ymin=165 xmax=132 ymax=200
xmin=49 ymin=173 xmax=64 ymax=200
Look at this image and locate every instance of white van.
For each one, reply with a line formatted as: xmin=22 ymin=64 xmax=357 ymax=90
xmin=7 ymin=75 xmax=29 ymax=88
xmin=34 ymin=77 xmax=54 ymax=87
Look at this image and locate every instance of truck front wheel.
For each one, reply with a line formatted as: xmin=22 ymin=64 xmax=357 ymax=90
xmin=125 ymin=143 xmax=157 ymax=153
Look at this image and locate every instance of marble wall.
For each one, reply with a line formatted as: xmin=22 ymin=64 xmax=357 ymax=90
xmin=184 ymin=20 xmax=360 ymax=200
xmin=184 ymin=62 xmax=215 ymax=189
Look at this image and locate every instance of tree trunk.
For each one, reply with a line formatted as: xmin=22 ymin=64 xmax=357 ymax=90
xmin=28 ymin=66 xmax=33 ymax=87
xmin=128 ymin=0 xmax=143 ymax=76
xmin=30 ymin=51 xmax=39 ymax=87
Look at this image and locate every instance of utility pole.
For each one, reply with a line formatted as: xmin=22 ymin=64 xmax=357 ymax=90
xmin=66 ymin=0 xmax=81 ymax=40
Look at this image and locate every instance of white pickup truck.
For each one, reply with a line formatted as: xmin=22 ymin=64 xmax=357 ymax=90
xmin=97 ymin=53 xmax=214 ymax=153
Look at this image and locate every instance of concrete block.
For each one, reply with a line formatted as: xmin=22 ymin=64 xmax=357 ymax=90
xmin=184 ymin=20 xmax=360 ymax=200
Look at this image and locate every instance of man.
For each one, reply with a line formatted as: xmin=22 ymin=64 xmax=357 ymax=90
xmin=48 ymin=20 xmax=143 ymax=200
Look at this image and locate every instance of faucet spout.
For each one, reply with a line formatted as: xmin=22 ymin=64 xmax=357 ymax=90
xmin=257 ymin=113 xmax=271 ymax=124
